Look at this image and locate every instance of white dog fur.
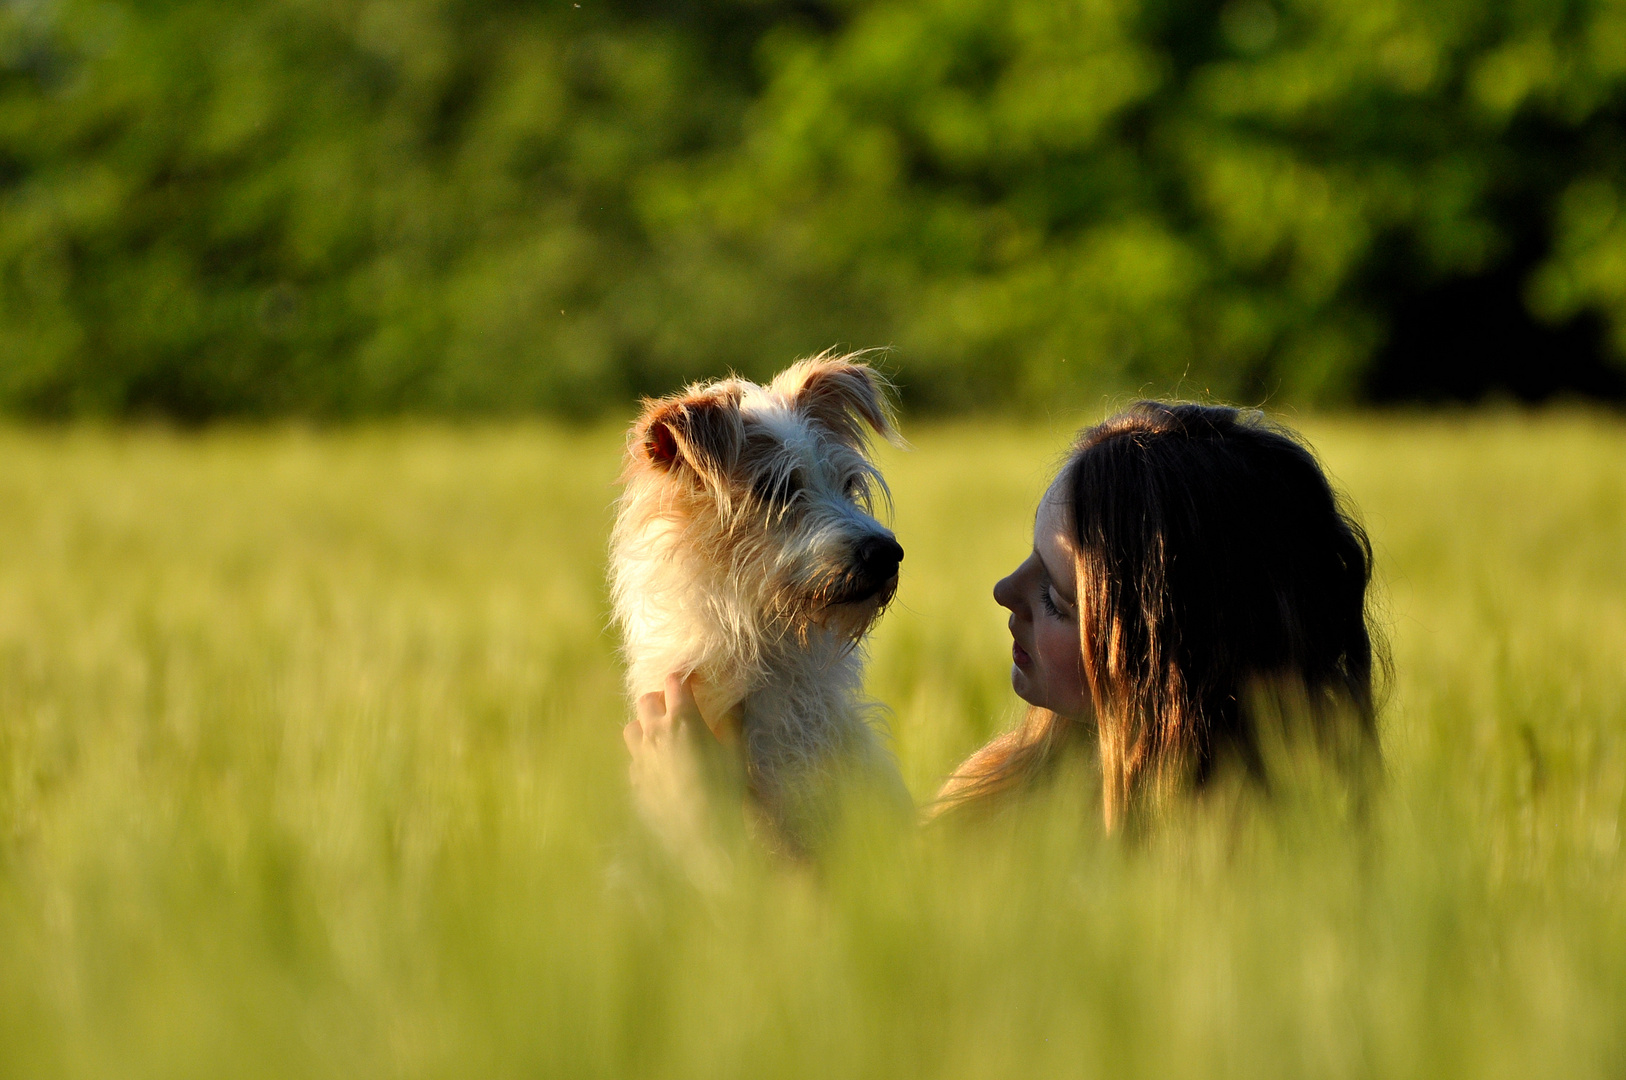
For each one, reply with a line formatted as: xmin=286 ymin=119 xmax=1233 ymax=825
xmin=610 ymin=353 xmax=909 ymax=852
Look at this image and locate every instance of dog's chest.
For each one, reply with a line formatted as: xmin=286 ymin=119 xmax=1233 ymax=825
xmin=737 ymin=653 xmax=867 ymax=777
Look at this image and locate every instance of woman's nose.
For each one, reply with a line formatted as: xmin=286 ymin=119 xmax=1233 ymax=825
xmin=993 ymin=570 xmax=1018 ymax=611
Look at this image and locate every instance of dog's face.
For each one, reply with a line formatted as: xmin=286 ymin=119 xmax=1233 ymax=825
xmin=626 ymin=356 xmax=904 ymax=641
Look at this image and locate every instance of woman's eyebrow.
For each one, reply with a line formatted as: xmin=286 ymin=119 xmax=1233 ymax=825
xmin=1034 ymin=550 xmax=1061 ymax=590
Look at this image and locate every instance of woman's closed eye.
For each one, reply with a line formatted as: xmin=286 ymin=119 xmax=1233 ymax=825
xmin=1039 ymin=583 xmax=1065 ymax=618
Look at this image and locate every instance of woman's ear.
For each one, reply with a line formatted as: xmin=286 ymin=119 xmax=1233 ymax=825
xmin=634 ymin=387 xmax=745 ymax=484
xmin=773 ymin=353 xmax=901 ymax=447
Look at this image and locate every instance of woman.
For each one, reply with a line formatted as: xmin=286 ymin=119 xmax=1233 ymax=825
xmin=625 ymin=402 xmax=1381 ymax=840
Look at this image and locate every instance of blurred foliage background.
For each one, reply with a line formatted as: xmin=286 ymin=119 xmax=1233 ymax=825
xmin=4 ymin=0 xmax=1626 ymax=418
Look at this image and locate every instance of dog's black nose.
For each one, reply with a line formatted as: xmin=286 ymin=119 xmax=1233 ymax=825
xmin=856 ymin=535 xmax=904 ymax=579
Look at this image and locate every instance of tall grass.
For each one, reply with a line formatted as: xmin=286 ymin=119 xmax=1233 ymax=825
xmin=0 ymin=414 xmax=1621 ymax=1078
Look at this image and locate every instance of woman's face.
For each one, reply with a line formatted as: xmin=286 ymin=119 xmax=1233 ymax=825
xmin=993 ymin=482 xmax=1088 ymax=719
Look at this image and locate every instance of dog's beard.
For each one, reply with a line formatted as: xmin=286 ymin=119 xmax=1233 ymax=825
xmin=765 ymin=571 xmax=897 ymax=648
xmin=816 ymin=578 xmax=896 ymax=643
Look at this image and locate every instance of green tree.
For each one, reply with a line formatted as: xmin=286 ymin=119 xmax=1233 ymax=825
xmin=2 ymin=0 xmax=1625 ymax=417
xmin=660 ymin=0 xmax=1626 ymax=407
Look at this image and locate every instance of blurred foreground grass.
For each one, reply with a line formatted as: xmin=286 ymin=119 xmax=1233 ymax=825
xmin=0 ymin=414 xmax=1623 ymax=1077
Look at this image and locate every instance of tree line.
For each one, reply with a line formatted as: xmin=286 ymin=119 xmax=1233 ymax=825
xmin=2 ymin=0 xmax=1624 ymax=419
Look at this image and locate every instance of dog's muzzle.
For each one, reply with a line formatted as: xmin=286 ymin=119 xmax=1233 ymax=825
xmin=829 ymin=535 xmax=904 ymax=605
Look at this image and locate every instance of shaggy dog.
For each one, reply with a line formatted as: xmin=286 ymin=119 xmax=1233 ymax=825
xmin=610 ymin=353 xmax=907 ymax=853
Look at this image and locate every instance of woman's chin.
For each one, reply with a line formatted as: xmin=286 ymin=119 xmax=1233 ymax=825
xmin=1009 ymin=667 xmax=1038 ymax=705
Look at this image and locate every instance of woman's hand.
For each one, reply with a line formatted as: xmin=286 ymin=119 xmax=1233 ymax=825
xmin=623 ymin=674 xmax=746 ymax=881
xmin=625 ymin=671 xmax=741 ymax=754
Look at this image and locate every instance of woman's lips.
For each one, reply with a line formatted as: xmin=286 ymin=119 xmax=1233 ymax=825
xmin=1012 ymin=640 xmax=1032 ymax=667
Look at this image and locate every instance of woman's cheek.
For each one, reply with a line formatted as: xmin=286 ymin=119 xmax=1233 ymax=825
xmin=1037 ymin=620 xmax=1086 ymax=708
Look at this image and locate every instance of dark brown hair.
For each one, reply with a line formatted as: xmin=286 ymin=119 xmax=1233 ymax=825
xmin=936 ymin=402 xmax=1382 ymax=829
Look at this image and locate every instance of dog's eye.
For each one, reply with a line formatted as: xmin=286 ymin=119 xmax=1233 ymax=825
xmin=753 ymin=470 xmax=802 ymax=507
xmin=843 ymin=475 xmax=868 ymax=501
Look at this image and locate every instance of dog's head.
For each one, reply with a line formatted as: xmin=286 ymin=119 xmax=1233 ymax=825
xmin=624 ymin=353 xmax=904 ymax=642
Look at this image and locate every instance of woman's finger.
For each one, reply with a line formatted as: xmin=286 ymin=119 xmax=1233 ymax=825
xmin=710 ymin=703 xmax=744 ymax=749
xmin=666 ymin=672 xmax=704 ymax=733
xmin=636 ymin=688 xmax=668 ymax=732
xmin=666 ymin=672 xmax=744 ymax=747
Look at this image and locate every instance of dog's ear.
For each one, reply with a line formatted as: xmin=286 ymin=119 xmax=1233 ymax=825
xmin=634 ymin=387 xmax=744 ymax=485
xmin=774 ymin=354 xmax=900 ymax=447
